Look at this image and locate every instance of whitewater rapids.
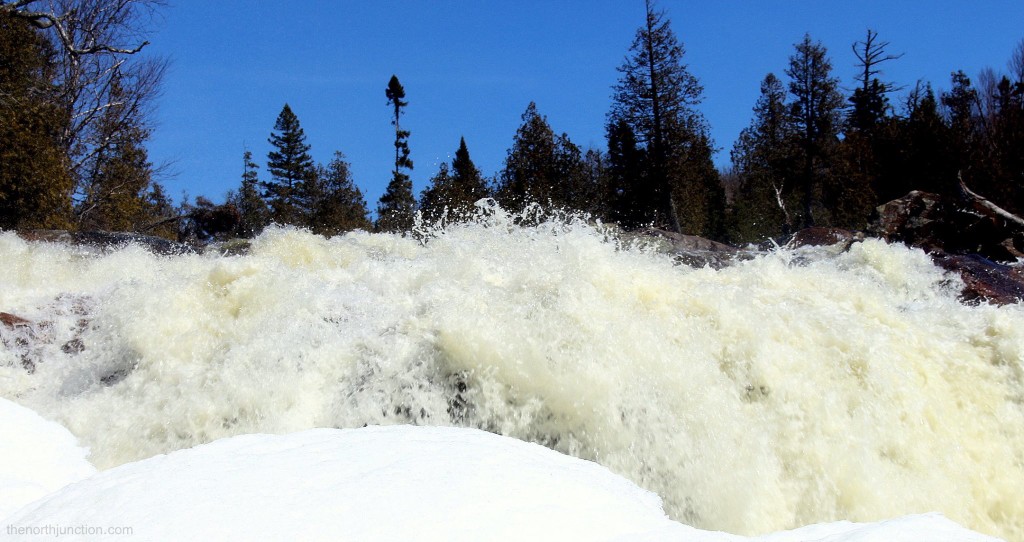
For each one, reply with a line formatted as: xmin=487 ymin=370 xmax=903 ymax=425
xmin=1 ymin=209 xmax=1022 ymax=540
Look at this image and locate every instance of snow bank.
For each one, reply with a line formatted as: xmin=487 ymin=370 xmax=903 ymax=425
xmin=0 ymin=398 xmax=95 ymax=521
xmin=2 ymin=423 xmax=1003 ymax=542
xmin=3 ymin=425 xmax=694 ymax=541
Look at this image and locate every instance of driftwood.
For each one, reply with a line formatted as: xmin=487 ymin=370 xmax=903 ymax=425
xmin=957 ymin=174 xmax=1024 ymax=229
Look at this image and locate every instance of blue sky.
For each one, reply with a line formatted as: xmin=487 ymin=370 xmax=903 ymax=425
xmin=144 ymin=1 xmax=1024 ymax=208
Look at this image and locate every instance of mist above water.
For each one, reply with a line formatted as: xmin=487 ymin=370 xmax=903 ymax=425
xmin=1 ymin=208 xmax=1022 ymax=540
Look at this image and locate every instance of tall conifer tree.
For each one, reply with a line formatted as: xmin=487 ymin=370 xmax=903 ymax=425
xmin=376 ymin=75 xmax=416 ymax=233
xmin=785 ymin=34 xmax=847 ymax=227
xmin=264 ymin=103 xmax=315 ymax=225
xmin=230 ymin=150 xmax=270 ymax=238
xmin=608 ymin=0 xmax=724 ymax=237
xmin=420 ymin=137 xmax=489 ymax=223
xmin=497 ymin=102 xmax=559 ymax=211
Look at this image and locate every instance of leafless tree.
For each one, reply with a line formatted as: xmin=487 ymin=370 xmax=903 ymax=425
xmin=1009 ymin=38 xmax=1024 ymax=83
xmin=851 ymin=29 xmax=904 ymax=95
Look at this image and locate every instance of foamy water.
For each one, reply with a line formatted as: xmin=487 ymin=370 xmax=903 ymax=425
xmin=2 ymin=208 xmax=1022 ymax=540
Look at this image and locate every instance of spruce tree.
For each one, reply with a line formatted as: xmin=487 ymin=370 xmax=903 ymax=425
xmin=609 ymin=0 xmax=724 ymax=237
xmin=230 ymin=150 xmax=270 ymax=238
xmin=310 ymin=151 xmax=371 ymax=235
xmin=265 ymin=103 xmax=315 ymax=225
xmin=376 ymin=75 xmax=416 ymax=233
xmin=0 ymin=12 xmax=73 ymax=230
xmin=419 ymin=162 xmax=455 ymax=224
xmin=450 ymin=137 xmax=490 ymax=211
xmin=420 ymin=137 xmax=489 ymax=223
xmin=496 ymin=102 xmax=559 ymax=211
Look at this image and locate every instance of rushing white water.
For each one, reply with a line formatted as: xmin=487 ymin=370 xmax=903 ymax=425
xmin=1 ymin=208 xmax=1022 ymax=540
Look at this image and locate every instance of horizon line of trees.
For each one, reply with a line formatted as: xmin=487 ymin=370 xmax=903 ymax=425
xmin=3 ymin=0 xmax=1023 ymax=245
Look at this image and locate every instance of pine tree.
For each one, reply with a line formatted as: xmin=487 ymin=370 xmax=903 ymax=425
xmin=265 ymin=103 xmax=315 ymax=225
xmin=376 ymin=75 xmax=416 ymax=233
xmin=309 ymin=151 xmax=371 ymax=235
xmin=230 ymin=150 xmax=270 ymax=238
xmin=785 ymin=34 xmax=849 ymax=227
xmin=0 ymin=12 xmax=73 ymax=230
xmin=608 ymin=0 xmax=724 ymax=236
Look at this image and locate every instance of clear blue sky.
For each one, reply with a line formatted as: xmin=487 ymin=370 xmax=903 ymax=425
xmin=144 ymin=1 xmax=1024 ymax=208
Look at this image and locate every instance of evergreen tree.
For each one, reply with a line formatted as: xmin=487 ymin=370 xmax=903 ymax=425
xmin=265 ymin=103 xmax=315 ymax=225
xmin=608 ymin=0 xmax=724 ymax=236
xmin=420 ymin=137 xmax=489 ymax=223
xmin=604 ymin=120 xmax=647 ymax=227
xmin=729 ymin=73 xmax=797 ymax=242
xmin=582 ymin=148 xmax=608 ymax=219
xmin=309 ymin=151 xmax=371 ymax=235
xmin=419 ymin=162 xmax=455 ymax=224
xmin=986 ymin=73 xmax=1024 ymax=213
xmin=230 ymin=150 xmax=270 ymax=238
xmin=0 ymin=12 xmax=73 ymax=230
xmin=872 ymin=83 xmax=955 ymax=202
xmin=552 ymin=133 xmax=595 ymax=212
xmin=496 ymin=102 xmax=559 ymax=211
xmin=376 ymin=75 xmax=416 ymax=233
xmin=785 ymin=34 xmax=850 ymax=227
xmin=450 ymin=137 xmax=489 ymax=208
xmin=941 ymin=71 xmax=981 ymax=181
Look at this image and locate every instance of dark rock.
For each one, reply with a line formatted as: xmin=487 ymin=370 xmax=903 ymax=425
xmin=0 ymin=312 xmax=31 ymax=329
xmin=931 ymin=252 xmax=1024 ymax=305
xmin=785 ymin=227 xmax=863 ymax=250
xmin=870 ymin=189 xmax=1024 ymax=305
xmin=634 ymin=228 xmax=752 ymax=269
xmin=869 ymin=190 xmax=1024 ymax=262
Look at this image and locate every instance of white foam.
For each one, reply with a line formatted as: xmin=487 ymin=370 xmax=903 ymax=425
xmin=0 ymin=213 xmax=1022 ymax=540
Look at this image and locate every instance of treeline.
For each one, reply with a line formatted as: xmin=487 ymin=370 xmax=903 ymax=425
xmin=2 ymin=1 xmax=1023 ymax=245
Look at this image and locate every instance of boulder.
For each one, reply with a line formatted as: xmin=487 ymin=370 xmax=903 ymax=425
xmin=870 ymin=186 xmax=1024 ymax=305
xmin=869 ymin=187 xmax=1024 ymax=263
xmin=785 ymin=227 xmax=863 ymax=250
xmin=931 ymin=253 xmax=1024 ymax=305
xmin=634 ymin=228 xmax=752 ymax=269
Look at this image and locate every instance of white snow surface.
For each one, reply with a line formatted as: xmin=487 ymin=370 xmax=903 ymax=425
xmin=0 ymin=398 xmax=95 ymax=520
xmin=0 ymin=404 xmax=1005 ymax=542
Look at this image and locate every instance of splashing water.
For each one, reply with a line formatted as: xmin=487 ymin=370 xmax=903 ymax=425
xmin=1 ymin=207 xmax=1022 ymax=540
